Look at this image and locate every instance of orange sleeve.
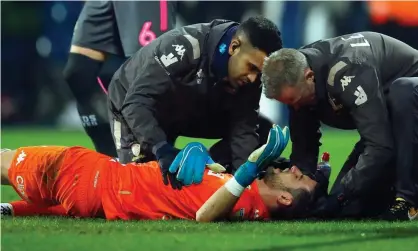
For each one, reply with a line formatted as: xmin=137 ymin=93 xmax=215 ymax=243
xmin=228 ymin=184 xmax=270 ymax=221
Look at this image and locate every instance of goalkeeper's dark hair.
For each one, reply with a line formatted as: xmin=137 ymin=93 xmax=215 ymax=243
xmin=275 ymin=187 xmax=316 ymax=219
xmin=235 ymin=16 xmax=282 ymax=55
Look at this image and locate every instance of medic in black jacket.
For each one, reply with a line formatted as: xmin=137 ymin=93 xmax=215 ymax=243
xmin=262 ymin=32 xmax=418 ymax=221
xmin=108 ymin=17 xmax=283 ymax=189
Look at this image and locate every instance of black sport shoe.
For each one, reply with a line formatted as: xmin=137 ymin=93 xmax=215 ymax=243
xmin=380 ymin=198 xmax=418 ymax=221
xmin=1 ymin=203 xmax=13 ymax=216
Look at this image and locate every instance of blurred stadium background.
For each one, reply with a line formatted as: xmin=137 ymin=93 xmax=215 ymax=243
xmin=3 ymin=1 xmax=418 ymax=129
xmin=2 ymin=2 xmax=418 ymax=250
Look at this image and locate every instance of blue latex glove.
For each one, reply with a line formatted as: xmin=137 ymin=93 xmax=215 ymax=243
xmin=234 ymin=125 xmax=290 ymax=187
xmin=255 ymin=124 xmax=290 ymax=170
xmin=169 ymin=142 xmax=226 ymax=186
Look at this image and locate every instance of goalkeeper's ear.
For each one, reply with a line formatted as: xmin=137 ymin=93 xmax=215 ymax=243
xmin=277 ymin=191 xmax=293 ymax=207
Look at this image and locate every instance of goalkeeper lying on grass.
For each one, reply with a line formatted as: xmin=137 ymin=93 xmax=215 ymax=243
xmin=0 ymin=125 xmax=318 ymax=221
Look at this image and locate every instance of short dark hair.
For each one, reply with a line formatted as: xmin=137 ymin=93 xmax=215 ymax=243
xmin=270 ymin=187 xmax=316 ymax=220
xmin=236 ymin=16 xmax=282 ymax=55
xmin=285 ymin=187 xmax=315 ymax=218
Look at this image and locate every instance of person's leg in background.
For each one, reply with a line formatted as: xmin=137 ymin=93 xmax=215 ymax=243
xmin=382 ymin=77 xmax=418 ymax=221
xmin=68 ymin=1 xmax=177 ymax=157
xmin=96 ymin=54 xmax=127 ymax=92
xmin=63 ymin=1 xmax=125 ymax=157
xmin=63 ymin=46 xmax=118 ymax=157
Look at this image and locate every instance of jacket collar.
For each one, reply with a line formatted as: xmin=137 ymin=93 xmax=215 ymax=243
xmin=205 ymin=20 xmax=239 ymax=79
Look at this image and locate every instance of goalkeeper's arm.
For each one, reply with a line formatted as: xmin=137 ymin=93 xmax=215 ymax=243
xmin=196 ymin=125 xmax=289 ymax=222
xmin=196 ymin=147 xmax=276 ymax=222
xmin=196 ymin=179 xmax=242 ymax=222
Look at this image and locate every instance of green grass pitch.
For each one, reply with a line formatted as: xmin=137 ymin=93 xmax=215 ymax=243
xmin=1 ymin=128 xmax=417 ymax=250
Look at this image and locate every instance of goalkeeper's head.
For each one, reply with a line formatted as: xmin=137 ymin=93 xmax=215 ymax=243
xmin=259 ymin=165 xmax=318 ymax=219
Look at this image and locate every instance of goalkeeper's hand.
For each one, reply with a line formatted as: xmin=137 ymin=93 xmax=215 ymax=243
xmin=169 ymin=142 xmax=226 ymax=186
xmin=233 ymin=124 xmax=290 ymax=188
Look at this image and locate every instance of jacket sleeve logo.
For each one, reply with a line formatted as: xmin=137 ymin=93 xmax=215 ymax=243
xmin=340 ymin=76 xmax=355 ymax=91
xmin=354 ymin=86 xmax=367 ymax=106
xmin=160 ymin=53 xmax=178 ymax=67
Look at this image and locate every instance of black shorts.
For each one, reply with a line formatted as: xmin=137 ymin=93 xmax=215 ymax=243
xmin=71 ymin=1 xmax=177 ymax=57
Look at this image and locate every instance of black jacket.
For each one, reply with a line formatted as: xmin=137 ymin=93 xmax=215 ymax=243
xmin=108 ymin=20 xmax=262 ymax=170
xmin=290 ymin=32 xmax=418 ymax=198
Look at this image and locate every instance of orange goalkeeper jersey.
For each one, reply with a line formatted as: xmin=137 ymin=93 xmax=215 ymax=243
xmin=101 ymin=160 xmax=270 ymax=221
xmin=8 ymin=146 xmax=269 ymax=221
